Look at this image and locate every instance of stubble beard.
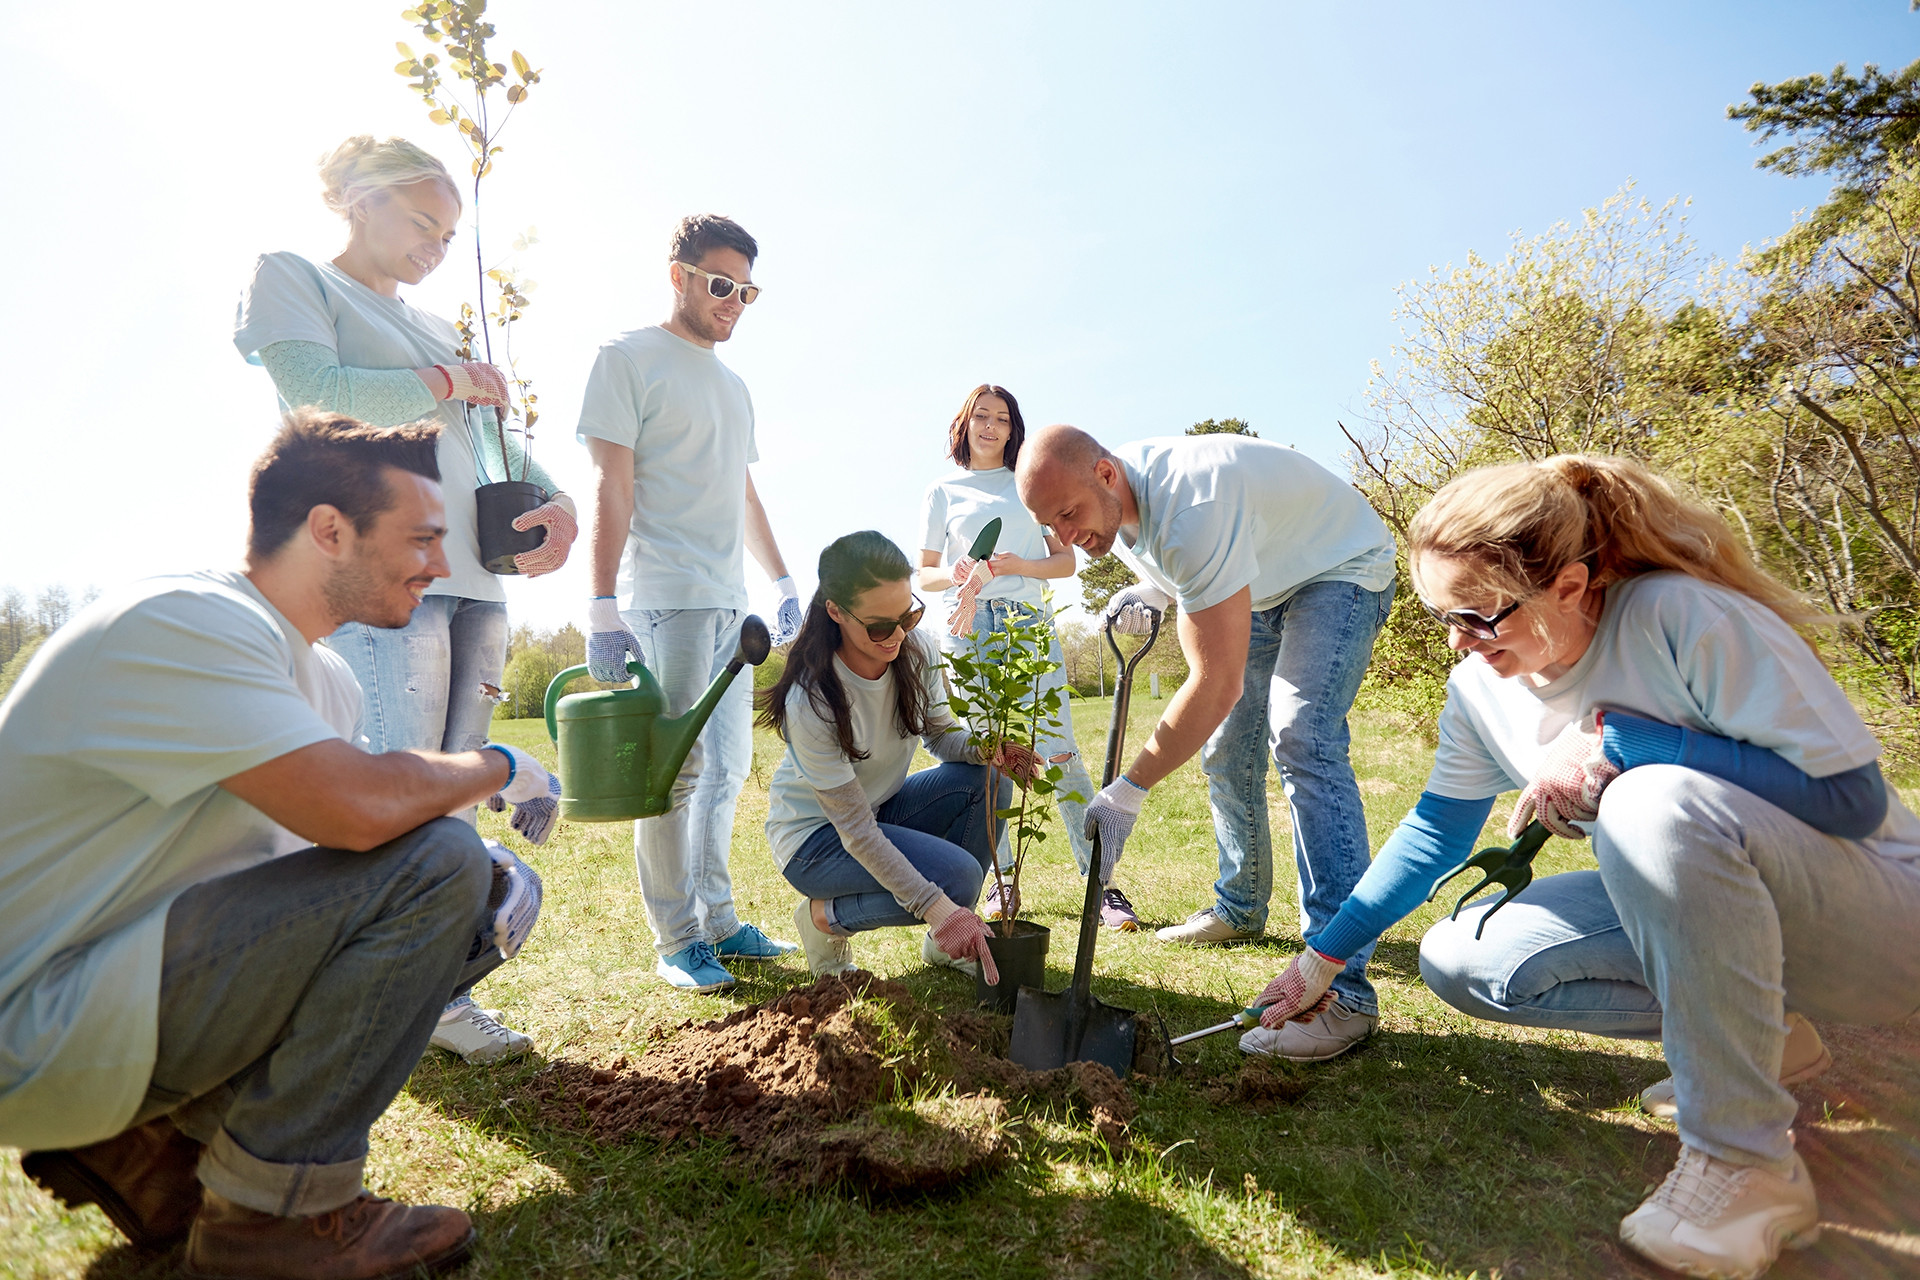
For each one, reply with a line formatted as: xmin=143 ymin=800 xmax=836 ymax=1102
xmin=324 ymin=552 xmax=415 ymax=631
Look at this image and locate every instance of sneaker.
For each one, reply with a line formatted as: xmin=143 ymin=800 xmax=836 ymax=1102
xmin=21 ymin=1116 xmax=204 ymax=1248
xmin=186 ymin=1188 xmax=474 ymax=1279
xmin=793 ymin=898 xmax=855 ymax=977
xmin=922 ymin=929 xmax=979 ymax=978
xmin=981 ymin=879 xmax=1019 ymax=922
xmin=1155 ymin=907 xmax=1257 ymax=946
xmin=1099 ymin=886 xmax=1141 ymax=931
xmin=1238 ymin=1002 xmax=1377 ymax=1062
xmin=1619 ymin=1146 xmax=1820 ymax=1279
xmin=714 ymin=922 xmax=799 ymax=962
xmin=655 ymin=940 xmax=738 ymax=994
xmin=431 ymin=996 xmax=533 ymax=1063
xmin=1643 ymin=1013 xmax=1832 ymax=1121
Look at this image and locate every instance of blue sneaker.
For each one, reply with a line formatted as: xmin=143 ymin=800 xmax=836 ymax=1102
xmin=656 ymin=940 xmax=736 ymax=994
xmin=714 ymin=922 xmax=799 ymax=962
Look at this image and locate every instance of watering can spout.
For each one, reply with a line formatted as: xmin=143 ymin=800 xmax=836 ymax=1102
xmin=649 ymin=616 xmax=772 ymax=796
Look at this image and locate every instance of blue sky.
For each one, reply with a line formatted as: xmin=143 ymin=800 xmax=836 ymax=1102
xmin=4 ymin=1 xmax=1913 ymax=629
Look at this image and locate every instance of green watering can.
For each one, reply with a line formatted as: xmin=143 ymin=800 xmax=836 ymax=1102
xmin=543 ymin=615 xmax=773 ymax=822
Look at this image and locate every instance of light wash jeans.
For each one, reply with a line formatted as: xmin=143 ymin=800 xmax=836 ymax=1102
xmin=626 ymin=607 xmax=754 ymax=957
xmin=781 ymin=763 xmax=1003 ymax=932
xmin=323 ymin=596 xmax=508 ymax=755
xmin=1419 ymin=766 xmax=1920 ymax=1172
xmin=1202 ymin=579 xmax=1393 ymax=1017
xmin=131 ymin=819 xmax=502 ymax=1216
xmin=945 ymin=598 xmax=1097 ymax=875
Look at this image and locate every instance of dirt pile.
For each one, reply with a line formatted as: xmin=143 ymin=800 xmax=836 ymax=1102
xmin=1205 ymin=1057 xmax=1312 ymax=1110
xmin=535 ymin=970 xmax=1136 ymax=1191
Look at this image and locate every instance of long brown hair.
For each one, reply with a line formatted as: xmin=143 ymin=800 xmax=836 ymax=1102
xmin=1410 ymin=454 xmax=1823 ymax=641
xmin=755 ymin=531 xmax=935 ymax=760
xmin=946 ymin=384 xmax=1027 ymax=469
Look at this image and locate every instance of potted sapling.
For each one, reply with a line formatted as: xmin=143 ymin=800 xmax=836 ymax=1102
xmin=395 ymin=0 xmax=549 ymax=573
xmin=943 ymin=595 xmax=1084 ymax=1012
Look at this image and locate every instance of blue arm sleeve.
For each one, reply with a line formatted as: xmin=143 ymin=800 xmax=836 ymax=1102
xmin=1602 ymin=711 xmax=1887 ymax=839
xmin=1308 ymin=792 xmax=1496 ymax=961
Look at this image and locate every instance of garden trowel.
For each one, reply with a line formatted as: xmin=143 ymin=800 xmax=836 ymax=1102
xmin=948 ymin=518 xmax=1004 ymax=636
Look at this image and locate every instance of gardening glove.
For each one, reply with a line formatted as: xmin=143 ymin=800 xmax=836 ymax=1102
xmin=1254 ymin=948 xmax=1344 ymax=1028
xmin=946 ymin=555 xmax=995 ymax=636
xmin=989 ymin=739 xmax=1046 ymax=787
xmin=1083 ymin=775 xmax=1147 ymax=884
xmin=511 ymin=495 xmax=578 ymax=577
xmin=510 ymin=770 xmax=563 ymax=846
xmin=924 ymin=895 xmax=1000 ymax=985
xmin=483 ymin=743 xmax=555 ymax=805
xmin=485 ymin=840 xmax=544 ymax=960
xmin=431 ymin=361 xmax=510 ymax=408
xmin=771 ymin=576 xmax=804 ymax=647
xmin=1511 ymin=710 xmax=1619 ymax=841
xmin=587 ymin=596 xmax=645 ymax=684
xmin=1104 ymin=584 xmax=1170 ymax=635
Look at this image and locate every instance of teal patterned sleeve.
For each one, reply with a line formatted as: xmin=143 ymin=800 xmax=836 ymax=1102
xmin=257 ymin=340 xmax=440 ymax=426
xmin=473 ymin=408 xmax=561 ymax=495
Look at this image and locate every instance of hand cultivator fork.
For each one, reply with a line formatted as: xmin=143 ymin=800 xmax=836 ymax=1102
xmin=1427 ymin=820 xmax=1552 ymax=940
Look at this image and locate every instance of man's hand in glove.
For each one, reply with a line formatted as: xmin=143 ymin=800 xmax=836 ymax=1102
xmin=1083 ymin=774 xmax=1148 ymax=883
xmin=1104 ymin=584 xmax=1170 ymax=634
xmin=1254 ymin=948 xmax=1344 ymax=1027
xmin=1512 ymin=710 xmax=1618 ymax=840
xmin=924 ymin=896 xmax=1000 ymax=984
xmin=512 ymin=497 xmax=578 ymax=577
xmin=771 ymin=576 xmax=804 ymax=647
xmin=483 ymin=743 xmax=555 ymax=805
xmin=587 ymin=596 xmax=645 ymax=684
xmin=485 ymin=840 xmax=544 ymax=960
xmin=510 ymin=771 xmax=562 ymax=845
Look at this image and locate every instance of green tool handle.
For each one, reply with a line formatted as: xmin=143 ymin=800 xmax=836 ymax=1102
xmin=1507 ymin=819 xmax=1552 ymax=861
xmin=543 ymin=659 xmax=643 ymax=744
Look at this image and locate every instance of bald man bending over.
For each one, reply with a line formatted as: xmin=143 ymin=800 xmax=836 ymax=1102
xmin=1017 ymin=425 xmax=1397 ymax=1062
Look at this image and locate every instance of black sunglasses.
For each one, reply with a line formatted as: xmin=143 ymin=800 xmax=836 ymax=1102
xmin=837 ymin=596 xmax=926 ymax=642
xmin=1418 ymin=596 xmax=1527 ymax=641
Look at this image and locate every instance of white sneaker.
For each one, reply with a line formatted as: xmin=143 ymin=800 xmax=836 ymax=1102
xmin=1238 ymin=1002 xmax=1377 ymax=1062
xmin=922 ymin=929 xmax=979 ymax=978
xmin=1154 ymin=907 xmax=1257 ymax=946
xmin=1620 ymin=1145 xmax=1820 ymax=1279
xmin=1642 ymin=1013 xmax=1832 ymax=1121
xmin=794 ymin=898 xmax=854 ymax=977
xmin=431 ymin=997 xmax=532 ymax=1063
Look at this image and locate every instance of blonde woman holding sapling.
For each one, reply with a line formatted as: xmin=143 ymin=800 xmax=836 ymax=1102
xmin=234 ymin=135 xmax=576 ymax=1063
xmin=1241 ymin=454 xmax=1920 ymax=1280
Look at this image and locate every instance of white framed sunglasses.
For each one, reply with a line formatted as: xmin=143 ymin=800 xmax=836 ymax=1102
xmin=676 ymin=261 xmax=760 ymax=304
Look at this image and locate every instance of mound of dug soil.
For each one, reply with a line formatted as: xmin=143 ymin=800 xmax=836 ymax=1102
xmin=535 ymin=971 xmax=1136 ymax=1191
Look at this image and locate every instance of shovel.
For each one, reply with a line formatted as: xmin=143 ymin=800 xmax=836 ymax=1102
xmin=1008 ymin=605 xmax=1162 ymax=1078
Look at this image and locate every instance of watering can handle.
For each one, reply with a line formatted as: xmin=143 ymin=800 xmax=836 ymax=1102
xmin=543 ymin=660 xmax=644 ymax=743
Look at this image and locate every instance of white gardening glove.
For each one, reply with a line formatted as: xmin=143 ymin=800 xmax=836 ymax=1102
xmin=1511 ymin=710 xmax=1620 ymax=840
xmin=432 ymin=361 xmax=510 ymax=408
xmin=1083 ymin=775 xmax=1147 ymax=883
xmin=946 ymin=555 xmax=996 ymax=636
xmin=484 ymin=840 xmax=544 ymax=960
xmin=510 ymin=771 xmax=562 ymax=845
xmin=511 ymin=495 xmax=578 ymax=577
xmin=1254 ymin=948 xmax=1344 ymax=1028
xmin=923 ymin=895 xmax=1000 ymax=985
xmin=771 ymin=576 xmax=804 ymax=647
xmin=1104 ymin=584 xmax=1171 ymax=634
xmin=484 ymin=743 xmax=555 ymax=805
xmin=587 ymin=596 xmax=645 ymax=684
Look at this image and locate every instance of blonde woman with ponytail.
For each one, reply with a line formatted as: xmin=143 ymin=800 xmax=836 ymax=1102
xmin=232 ymin=136 xmax=575 ymax=1063
xmin=1242 ymin=454 xmax=1920 ymax=1280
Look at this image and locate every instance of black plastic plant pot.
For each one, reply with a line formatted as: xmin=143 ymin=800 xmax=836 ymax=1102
xmin=476 ymin=480 xmax=549 ymax=575
xmin=975 ymin=918 xmax=1051 ymax=1014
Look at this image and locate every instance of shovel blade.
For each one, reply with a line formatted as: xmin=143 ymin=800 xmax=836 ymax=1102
xmin=1008 ymin=986 xmax=1139 ymax=1079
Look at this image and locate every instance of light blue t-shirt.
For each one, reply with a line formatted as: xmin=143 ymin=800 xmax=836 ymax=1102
xmin=1110 ymin=437 xmax=1396 ymax=613
xmin=0 ymin=572 xmax=344 ymax=1148
xmin=576 ymin=326 xmax=760 ymax=612
xmin=920 ymin=467 xmax=1051 ymax=610
xmin=233 ymin=251 xmax=505 ymax=603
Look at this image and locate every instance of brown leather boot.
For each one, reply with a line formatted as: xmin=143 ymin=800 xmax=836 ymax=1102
xmin=21 ymin=1116 xmax=204 ymax=1248
xmin=184 ymin=1188 xmax=474 ymax=1280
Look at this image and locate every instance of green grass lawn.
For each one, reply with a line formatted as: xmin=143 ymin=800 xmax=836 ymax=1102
xmin=6 ymin=697 xmax=1918 ymax=1279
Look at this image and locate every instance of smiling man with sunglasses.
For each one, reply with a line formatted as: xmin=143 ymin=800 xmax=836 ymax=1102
xmin=577 ymin=214 xmax=802 ymax=995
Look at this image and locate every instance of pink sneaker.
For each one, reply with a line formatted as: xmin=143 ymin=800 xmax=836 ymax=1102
xmin=1100 ymin=886 xmax=1141 ymax=931
xmin=981 ymin=880 xmax=1020 ymax=921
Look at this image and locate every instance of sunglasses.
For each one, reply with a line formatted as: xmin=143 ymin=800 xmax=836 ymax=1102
xmin=838 ymin=596 xmax=926 ymax=642
xmin=1418 ymin=596 xmax=1528 ymax=641
xmin=676 ymin=261 xmax=760 ymax=305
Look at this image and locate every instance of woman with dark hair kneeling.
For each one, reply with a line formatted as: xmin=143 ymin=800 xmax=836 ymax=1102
xmin=759 ymin=531 xmax=1043 ymax=979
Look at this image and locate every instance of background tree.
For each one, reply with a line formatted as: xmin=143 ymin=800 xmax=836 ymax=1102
xmin=1730 ymin=57 xmax=1920 ymax=216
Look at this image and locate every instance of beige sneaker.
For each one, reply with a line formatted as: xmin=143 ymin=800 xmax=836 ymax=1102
xmin=1154 ymin=907 xmax=1257 ymax=946
xmin=794 ymin=898 xmax=854 ymax=977
xmin=1238 ymin=1002 xmax=1377 ymax=1062
xmin=1619 ymin=1146 xmax=1819 ymax=1279
xmin=1642 ymin=1013 xmax=1832 ymax=1121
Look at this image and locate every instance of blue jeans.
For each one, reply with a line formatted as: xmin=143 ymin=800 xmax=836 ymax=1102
xmin=323 ymin=596 xmax=508 ymax=755
xmin=781 ymin=763 xmax=1004 ymax=932
xmin=1420 ymin=767 xmax=1920 ymax=1171
xmin=625 ymin=607 xmax=754 ymax=956
xmin=945 ymin=598 xmax=1098 ymax=875
xmin=1202 ymin=578 xmax=1393 ymax=1016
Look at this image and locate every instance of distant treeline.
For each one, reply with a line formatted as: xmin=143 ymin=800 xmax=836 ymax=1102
xmin=0 ymin=585 xmax=99 ymax=701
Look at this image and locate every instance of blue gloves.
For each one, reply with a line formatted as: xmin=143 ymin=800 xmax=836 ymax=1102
xmin=771 ymin=576 xmax=803 ymax=647
xmin=511 ymin=771 xmax=562 ymax=845
xmin=587 ymin=596 xmax=644 ymax=684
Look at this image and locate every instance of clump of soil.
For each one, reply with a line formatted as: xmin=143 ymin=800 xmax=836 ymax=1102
xmin=535 ymin=971 xmax=1137 ymax=1191
xmin=1205 ymin=1057 xmax=1312 ymax=1111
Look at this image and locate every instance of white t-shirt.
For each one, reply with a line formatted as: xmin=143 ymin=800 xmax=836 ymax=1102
xmin=1428 ymin=571 xmax=1920 ymax=862
xmin=1111 ymin=436 xmax=1396 ymax=613
xmin=920 ymin=467 xmax=1051 ymax=610
xmin=575 ymin=326 xmax=760 ymax=611
xmin=233 ymin=252 xmax=503 ymax=603
xmin=0 ymin=572 xmax=347 ymax=1148
xmin=764 ymin=633 xmax=960 ymax=868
